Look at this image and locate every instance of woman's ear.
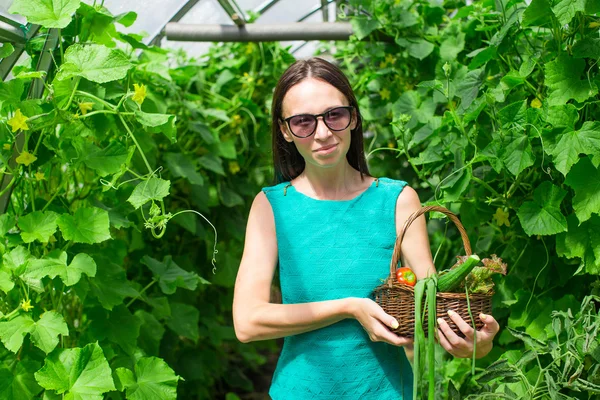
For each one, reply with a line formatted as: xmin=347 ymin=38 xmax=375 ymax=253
xmin=279 ymin=120 xmax=294 ymax=143
xmin=350 ymin=109 xmax=358 ymax=130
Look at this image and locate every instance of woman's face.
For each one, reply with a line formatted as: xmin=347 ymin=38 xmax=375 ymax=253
xmin=279 ymin=78 xmax=357 ymax=170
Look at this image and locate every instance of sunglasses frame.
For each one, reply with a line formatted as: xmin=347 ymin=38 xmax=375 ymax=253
xmin=280 ymin=106 xmax=355 ymax=138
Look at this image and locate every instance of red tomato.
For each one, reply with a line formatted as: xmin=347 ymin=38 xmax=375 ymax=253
xmin=396 ymin=267 xmax=416 ymax=286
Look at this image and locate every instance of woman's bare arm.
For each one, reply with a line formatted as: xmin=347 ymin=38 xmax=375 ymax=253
xmin=394 ymin=186 xmax=437 ymax=279
xmin=233 ymin=191 xmax=405 ymax=344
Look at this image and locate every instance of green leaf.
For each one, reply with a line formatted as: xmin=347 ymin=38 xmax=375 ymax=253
xmin=455 ymin=68 xmax=485 ymax=110
xmin=546 ymin=104 xmax=578 ymax=128
xmin=135 ymin=310 xmax=165 ymax=356
xmin=522 ymin=0 xmax=554 ymax=26
xmin=552 ymin=0 xmax=585 ymax=25
xmin=18 ymin=211 xmax=58 ymax=243
xmin=551 ymin=121 xmax=600 ymax=176
xmin=467 ymin=46 xmax=497 ymax=70
xmin=395 ymin=38 xmax=434 ymax=60
xmin=77 ymin=140 xmax=130 ymax=177
xmin=134 ymin=111 xmax=177 ymax=143
xmin=30 ymin=311 xmax=69 ymax=354
xmin=56 ymin=44 xmax=132 ymax=83
xmin=115 ymin=357 xmax=180 ymax=400
xmin=556 ymin=215 xmax=600 ymax=275
xmin=392 ymin=91 xmax=435 ymax=128
xmin=440 ymin=25 xmax=465 ymax=61
xmin=503 ymin=135 xmax=535 ymax=177
xmin=0 ymin=79 xmax=25 ymax=110
xmin=350 ymin=16 xmax=380 ymax=40
xmin=0 ymin=43 xmax=14 ymax=58
xmin=140 ymin=255 xmax=200 ymax=295
xmin=0 ymin=360 xmax=43 ymax=400
xmin=127 ymin=178 xmax=170 ymax=209
xmin=24 ymin=252 xmax=96 ymax=288
xmin=517 ymin=181 xmax=567 ymax=236
xmin=0 ymin=315 xmax=34 ymax=353
xmin=9 ymin=0 xmax=80 ymax=29
xmin=3 ymin=246 xmax=31 ymax=272
xmin=57 ymin=207 xmax=111 ymax=244
xmin=545 ymin=54 xmax=598 ymax=106
xmin=565 ymin=157 xmax=600 ymax=223
xmin=572 ymin=38 xmax=600 ymax=59
xmin=34 ymin=342 xmax=116 ymax=400
xmin=220 ymin=185 xmax=244 ymax=208
xmin=89 ymin=305 xmax=141 ymax=355
xmin=164 ymin=153 xmax=204 ymax=186
xmin=166 ymin=302 xmax=199 ymax=342
xmin=498 ymin=100 xmax=527 ymax=128
xmin=0 ymin=214 xmax=15 ymax=237
xmin=0 ymin=268 xmax=13 ymax=294
xmin=89 ymin=258 xmax=137 ymax=310
xmin=198 ymin=154 xmax=225 ymax=175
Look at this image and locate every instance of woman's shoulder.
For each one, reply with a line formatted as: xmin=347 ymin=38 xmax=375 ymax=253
xmin=375 ymin=176 xmax=409 ymax=188
xmin=260 ymin=181 xmax=290 ymax=194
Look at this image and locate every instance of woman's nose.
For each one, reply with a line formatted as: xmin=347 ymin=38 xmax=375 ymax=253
xmin=314 ymin=116 xmax=331 ymax=139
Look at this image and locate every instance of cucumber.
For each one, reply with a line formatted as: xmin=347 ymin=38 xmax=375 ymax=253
xmin=437 ymin=254 xmax=481 ymax=292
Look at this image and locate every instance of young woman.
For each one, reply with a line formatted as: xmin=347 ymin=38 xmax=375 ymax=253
xmin=232 ymin=57 xmax=499 ymax=399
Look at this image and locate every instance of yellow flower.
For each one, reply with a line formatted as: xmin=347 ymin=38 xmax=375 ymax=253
xmin=379 ymin=88 xmax=391 ymax=100
xmin=16 ymin=151 xmax=37 ymax=167
xmin=34 ymin=171 xmax=45 ymax=181
xmin=257 ymin=78 xmax=264 ymax=86
xmin=379 ymin=61 xmax=388 ymax=69
xmin=530 ymin=98 xmax=542 ymax=108
xmin=385 ymin=54 xmax=396 ymax=64
xmin=132 ymin=83 xmax=147 ymax=105
xmin=229 ymin=161 xmax=240 ymax=174
xmin=231 ymin=115 xmax=242 ymax=127
xmin=387 ymin=141 xmax=395 ymax=148
xmin=21 ymin=299 xmax=33 ymax=312
xmin=590 ymin=21 xmax=600 ymax=28
xmin=493 ymin=208 xmax=510 ymax=227
xmin=3 ymin=143 xmax=11 ymax=150
xmin=78 ymin=102 xmax=94 ymax=115
xmin=8 ymin=109 xmax=29 ymax=132
xmin=245 ymin=43 xmax=254 ymax=55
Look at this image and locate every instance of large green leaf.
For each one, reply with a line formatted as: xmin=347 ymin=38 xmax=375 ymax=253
xmin=56 ymin=44 xmax=132 ymax=83
xmin=127 ymin=177 xmax=170 ymax=209
xmin=440 ymin=24 xmax=465 ymax=61
xmin=0 ymin=214 xmax=15 ymax=237
xmin=552 ymin=0 xmax=585 ymax=25
xmin=556 ymin=215 xmax=600 ymax=275
xmin=30 ymin=311 xmax=69 ymax=354
xmin=89 ymin=305 xmax=141 ymax=355
xmin=23 ymin=252 xmax=96 ymax=287
xmin=164 ymin=152 xmax=204 ymax=186
xmin=0 ymin=268 xmax=13 ymax=293
xmin=135 ymin=310 xmax=164 ymax=356
xmin=89 ymin=257 xmax=138 ymax=310
xmin=76 ymin=140 xmax=130 ymax=177
xmin=57 ymin=207 xmax=111 ymax=244
xmin=9 ymin=0 xmax=80 ymax=29
xmin=0 ymin=360 xmax=43 ymax=400
xmin=134 ymin=111 xmax=177 ymax=143
xmin=198 ymin=154 xmax=225 ymax=175
xmin=522 ymin=0 xmax=553 ymax=26
xmin=18 ymin=211 xmax=58 ymax=243
xmin=395 ymin=38 xmax=434 ymax=60
xmin=166 ymin=302 xmax=199 ymax=342
xmin=140 ymin=255 xmax=201 ymax=295
xmin=551 ymin=121 xmax=600 ymax=176
xmin=0 ymin=315 xmax=34 ymax=353
xmin=34 ymin=342 xmax=115 ymax=400
xmin=517 ymin=181 xmax=568 ymax=236
xmin=350 ymin=17 xmax=379 ymax=40
xmin=502 ymin=135 xmax=535 ymax=177
xmin=115 ymin=357 xmax=180 ymax=400
xmin=455 ymin=68 xmax=485 ymax=110
xmin=565 ymin=157 xmax=600 ymax=223
xmin=545 ymin=54 xmax=598 ymax=106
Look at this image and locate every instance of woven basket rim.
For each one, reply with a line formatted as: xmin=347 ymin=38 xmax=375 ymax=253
xmin=374 ymin=282 xmax=494 ymax=299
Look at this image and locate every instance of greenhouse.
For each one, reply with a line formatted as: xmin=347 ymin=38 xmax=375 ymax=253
xmin=0 ymin=0 xmax=599 ymax=399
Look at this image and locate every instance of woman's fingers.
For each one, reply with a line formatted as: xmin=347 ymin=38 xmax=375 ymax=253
xmin=437 ymin=328 xmax=453 ymax=353
xmin=437 ymin=317 xmax=466 ymax=348
xmin=480 ymin=313 xmax=500 ymax=335
xmin=446 ymin=310 xmax=474 ymax=340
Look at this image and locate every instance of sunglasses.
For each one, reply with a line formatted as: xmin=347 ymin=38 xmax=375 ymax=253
xmin=281 ymin=106 xmax=354 ymax=138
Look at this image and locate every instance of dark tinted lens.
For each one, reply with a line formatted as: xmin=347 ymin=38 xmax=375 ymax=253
xmin=289 ymin=115 xmax=316 ymax=137
xmin=324 ymin=107 xmax=351 ymax=131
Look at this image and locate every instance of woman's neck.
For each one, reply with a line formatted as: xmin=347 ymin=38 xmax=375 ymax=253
xmin=293 ymin=163 xmax=369 ymax=200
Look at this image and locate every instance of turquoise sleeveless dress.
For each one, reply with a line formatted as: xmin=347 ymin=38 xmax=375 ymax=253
xmin=261 ymin=177 xmax=414 ymax=400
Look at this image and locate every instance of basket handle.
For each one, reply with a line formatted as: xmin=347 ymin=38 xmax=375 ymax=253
xmin=389 ymin=205 xmax=472 ymax=281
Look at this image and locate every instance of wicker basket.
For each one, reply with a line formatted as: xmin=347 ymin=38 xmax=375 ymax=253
xmin=373 ymin=205 xmax=492 ymax=339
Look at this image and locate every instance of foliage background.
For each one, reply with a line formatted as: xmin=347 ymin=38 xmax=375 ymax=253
xmin=0 ymin=0 xmax=599 ymax=399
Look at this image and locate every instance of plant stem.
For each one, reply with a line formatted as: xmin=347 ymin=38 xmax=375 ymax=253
xmin=118 ymin=113 xmax=153 ymax=175
xmin=126 ymin=279 xmax=156 ymax=307
xmin=76 ymin=91 xmax=116 ymax=110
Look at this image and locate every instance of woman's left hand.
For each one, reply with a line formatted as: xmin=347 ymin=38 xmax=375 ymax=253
xmin=437 ymin=310 xmax=499 ymax=358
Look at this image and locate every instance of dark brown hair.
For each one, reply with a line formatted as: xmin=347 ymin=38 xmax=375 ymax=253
xmin=270 ymin=57 xmax=371 ymax=184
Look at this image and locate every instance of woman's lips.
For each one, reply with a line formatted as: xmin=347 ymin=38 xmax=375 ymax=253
xmin=314 ymin=144 xmax=337 ymax=153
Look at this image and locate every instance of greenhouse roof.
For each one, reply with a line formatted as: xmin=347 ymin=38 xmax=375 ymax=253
xmin=0 ymin=0 xmax=340 ymax=59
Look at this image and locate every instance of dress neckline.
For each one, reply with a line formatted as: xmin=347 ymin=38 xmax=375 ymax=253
xmin=284 ymin=177 xmax=379 ymax=202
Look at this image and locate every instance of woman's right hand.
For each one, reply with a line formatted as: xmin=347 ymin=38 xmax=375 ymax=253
xmin=349 ymin=298 xmax=413 ymax=347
